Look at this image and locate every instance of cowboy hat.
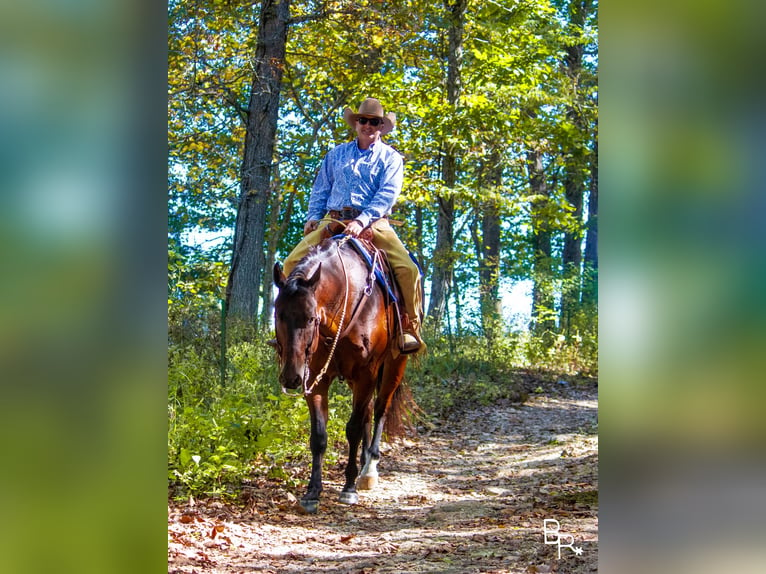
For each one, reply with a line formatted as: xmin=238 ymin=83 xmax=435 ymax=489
xmin=342 ymin=98 xmax=396 ymax=136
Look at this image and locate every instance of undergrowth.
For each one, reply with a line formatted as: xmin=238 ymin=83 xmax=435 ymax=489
xmin=168 ymin=321 xmax=596 ymax=500
xmin=168 ymin=337 xmax=352 ymax=500
xmin=406 ymin=328 xmax=596 ymax=420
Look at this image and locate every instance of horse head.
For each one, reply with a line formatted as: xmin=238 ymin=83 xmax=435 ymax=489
xmin=273 ymin=262 xmax=322 ymax=391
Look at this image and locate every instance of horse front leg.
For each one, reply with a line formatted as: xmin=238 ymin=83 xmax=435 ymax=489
xmin=302 ymin=390 xmax=328 ymax=513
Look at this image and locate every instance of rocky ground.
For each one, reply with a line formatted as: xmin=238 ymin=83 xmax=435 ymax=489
xmin=169 ymin=377 xmax=598 ymax=573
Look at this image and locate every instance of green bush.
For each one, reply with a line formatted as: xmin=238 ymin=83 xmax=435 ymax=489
xmin=168 ymin=339 xmax=351 ymax=499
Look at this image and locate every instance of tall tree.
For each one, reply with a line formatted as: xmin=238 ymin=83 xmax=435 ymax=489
xmin=558 ymin=0 xmax=596 ymax=335
xmin=582 ymin=135 xmax=598 ymax=310
xmin=226 ymin=0 xmax=291 ymax=321
xmin=560 ymin=152 xmax=585 ymax=336
xmin=527 ymin=147 xmax=556 ymax=337
xmin=473 ymin=151 xmax=503 ymax=342
xmin=428 ymin=0 xmax=467 ymax=329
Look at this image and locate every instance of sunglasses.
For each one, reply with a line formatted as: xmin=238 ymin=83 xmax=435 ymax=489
xmin=357 ymin=117 xmax=383 ymax=126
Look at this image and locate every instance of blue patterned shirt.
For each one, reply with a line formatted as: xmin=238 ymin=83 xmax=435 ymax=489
xmin=307 ymin=138 xmax=404 ymax=228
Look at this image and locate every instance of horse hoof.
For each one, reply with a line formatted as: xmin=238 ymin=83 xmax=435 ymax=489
xmin=357 ymin=475 xmax=378 ymax=490
xmin=338 ymin=491 xmax=359 ymax=505
xmin=300 ymin=499 xmax=319 ymax=514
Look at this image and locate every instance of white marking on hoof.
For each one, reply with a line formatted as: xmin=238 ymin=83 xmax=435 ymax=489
xmin=358 ymin=457 xmax=379 ymax=490
xmin=338 ymin=491 xmax=359 ymax=505
xmin=357 ymin=474 xmax=378 ymax=490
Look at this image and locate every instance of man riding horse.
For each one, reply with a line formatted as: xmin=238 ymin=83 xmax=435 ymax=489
xmin=282 ymin=97 xmax=424 ymax=354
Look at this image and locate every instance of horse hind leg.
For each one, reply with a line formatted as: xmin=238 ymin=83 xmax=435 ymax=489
xmin=339 ymin=390 xmax=373 ymax=505
xmin=358 ymin=357 xmax=407 ymax=491
xmin=357 ymin=408 xmax=383 ymax=490
xmin=358 ymin=455 xmax=380 ymax=490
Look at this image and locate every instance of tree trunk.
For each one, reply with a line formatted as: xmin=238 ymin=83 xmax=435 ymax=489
xmin=226 ymin=0 xmax=291 ymax=321
xmin=453 ymin=271 xmax=462 ymax=336
xmin=582 ymin=136 xmax=598 ymax=310
xmin=415 ymin=204 xmax=424 ymax=275
xmin=559 ymin=134 xmax=585 ymax=336
xmin=478 ymin=153 xmax=503 ymax=342
xmin=429 ymin=194 xmax=454 ymax=328
xmin=560 ymin=154 xmax=584 ymax=336
xmin=528 ymin=149 xmax=555 ymax=338
xmin=259 ymin=168 xmax=295 ymax=329
xmin=427 ymin=0 xmax=466 ymax=329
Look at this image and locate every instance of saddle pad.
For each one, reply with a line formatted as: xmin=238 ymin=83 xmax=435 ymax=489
xmin=333 ymin=235 xmax=398 ymax=303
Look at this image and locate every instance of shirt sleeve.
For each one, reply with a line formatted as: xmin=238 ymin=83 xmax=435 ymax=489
xmin=307 ymin=149 xmax=334 ymax=221
xmin=355 ymin=149 xmax=404 ymax=228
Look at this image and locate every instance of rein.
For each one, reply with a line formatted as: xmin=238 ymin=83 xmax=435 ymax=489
xmin=303 ymin=236 xmax=351 ymax=395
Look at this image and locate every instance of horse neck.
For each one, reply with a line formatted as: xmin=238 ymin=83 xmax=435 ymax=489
xmin=314 ymin=243 xmax=365 ymax=331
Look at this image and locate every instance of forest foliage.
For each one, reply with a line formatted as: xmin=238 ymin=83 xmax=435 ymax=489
xmin=168 ymin=0 xmax=597 ymax=498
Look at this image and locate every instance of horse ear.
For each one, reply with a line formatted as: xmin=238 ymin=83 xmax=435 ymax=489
xmin=273 ymin=262 xmax=286 ymax=288
xmin=304 ymin=263 xmax=322 ymax=289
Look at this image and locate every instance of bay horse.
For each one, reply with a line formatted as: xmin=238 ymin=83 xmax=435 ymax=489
xmin=272 ymin=235 xmax=411 ymax=514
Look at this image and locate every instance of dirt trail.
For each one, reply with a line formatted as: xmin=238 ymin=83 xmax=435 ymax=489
xmin=169 ymin=378 xmax=598 ymax=573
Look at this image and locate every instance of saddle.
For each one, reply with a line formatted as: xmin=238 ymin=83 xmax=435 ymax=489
xmin=320 ymin=220 xmax=407 ymax=345
xmin=327 ymin=231 xmax=399 ymax=304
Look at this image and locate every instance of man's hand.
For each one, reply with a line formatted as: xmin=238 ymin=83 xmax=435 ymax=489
xmin=304 ymin=220 xmax=319 ymax=235
xmin=344 ymin=219 xmax=364 ymax=237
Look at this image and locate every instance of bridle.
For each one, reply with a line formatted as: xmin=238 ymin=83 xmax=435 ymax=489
xmin=302 ymin=237 xmax=350 ymax=395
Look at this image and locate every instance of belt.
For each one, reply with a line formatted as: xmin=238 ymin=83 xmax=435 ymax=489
xmin=328 ymin=207 xmax=361 ymax=221
xmin=327 ymin=208 xmax=400 ymax=225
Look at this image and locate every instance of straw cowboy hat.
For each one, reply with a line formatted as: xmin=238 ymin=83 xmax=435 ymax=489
xmin=342 ymin=98 xmax=396 ymax=136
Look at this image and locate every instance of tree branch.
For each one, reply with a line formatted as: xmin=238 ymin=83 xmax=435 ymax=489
xmin=288 ymin=8 xmax=356 ymax=26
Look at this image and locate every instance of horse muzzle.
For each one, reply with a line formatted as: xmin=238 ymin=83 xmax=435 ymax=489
xmin=280 ymin=372 xmax=303 ymax=391
xmin=279 ymin=361 xmax=310 ymax=391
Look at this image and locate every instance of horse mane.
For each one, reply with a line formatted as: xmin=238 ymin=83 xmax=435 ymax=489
xmin=283 ymin=242 xmax=334 ymax=296
xmin=289 ymin=245 xmax=321 ymax=276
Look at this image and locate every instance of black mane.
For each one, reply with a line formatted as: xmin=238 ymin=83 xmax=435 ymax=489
xmin=281 ymin=243 xmax=329 ymax=296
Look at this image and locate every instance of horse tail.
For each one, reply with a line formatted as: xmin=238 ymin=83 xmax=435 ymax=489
xmin=383 ymin=382 xmax=421 ymax=438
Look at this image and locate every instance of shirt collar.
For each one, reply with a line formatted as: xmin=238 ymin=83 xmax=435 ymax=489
xmin=355 ymin=138 xmax=379 ymax=153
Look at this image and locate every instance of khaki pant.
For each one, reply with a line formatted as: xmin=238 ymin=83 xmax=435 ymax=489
xmin=283 ymin=217 xmax=423 ymax=323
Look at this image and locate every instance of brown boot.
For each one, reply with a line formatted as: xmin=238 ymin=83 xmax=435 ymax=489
xmin=399 ymin=317 xmax=423 ymax=354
